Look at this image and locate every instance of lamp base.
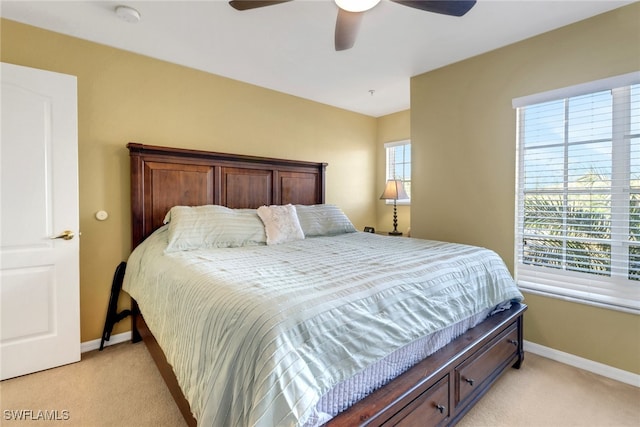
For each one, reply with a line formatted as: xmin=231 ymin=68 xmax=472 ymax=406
xmin=388 ymin=231 xmax=403 ymax=236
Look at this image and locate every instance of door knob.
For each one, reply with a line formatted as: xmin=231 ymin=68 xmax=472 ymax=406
xmin=51 ymin=230 xmax=75 ymax=240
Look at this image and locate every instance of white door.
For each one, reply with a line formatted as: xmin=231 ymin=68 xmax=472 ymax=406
xmin=1 ymin=62 xmax=80 ymax=380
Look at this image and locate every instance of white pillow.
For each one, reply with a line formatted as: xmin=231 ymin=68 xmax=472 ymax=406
xmin=295 ymin=204 xmax=357 ymax=237
xmin=164 ymin=205 xmax=266 ymax=252
xmin=257 ymin=204 xmax=305 ymax=245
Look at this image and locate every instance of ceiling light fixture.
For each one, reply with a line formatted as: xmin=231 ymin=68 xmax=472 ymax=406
xmin=115 ymin=5 xmax=141 ymax=24
xmin=334 ymin=0 xmax=381 ymax=13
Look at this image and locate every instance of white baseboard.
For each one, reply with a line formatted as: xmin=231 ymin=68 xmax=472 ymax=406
xmin=81 ymin=331 xmax=132 ymax=353
xmin=524 ymin=340 xmax=640 ymax=387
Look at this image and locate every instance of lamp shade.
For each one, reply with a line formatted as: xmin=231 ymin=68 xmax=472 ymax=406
xmin=335 ymin=0 xmax=381 ymax=12
xmin=379 ymin=179 xmax=409 ymax=200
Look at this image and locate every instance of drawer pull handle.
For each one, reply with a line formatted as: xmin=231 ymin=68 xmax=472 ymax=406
xmin=508 ymin=339 xmax=519 ymax=346
xmin=465 ymin=378 xmax=475 ymax=386
xmin=435 ymin=404 xmax=446 ymax=414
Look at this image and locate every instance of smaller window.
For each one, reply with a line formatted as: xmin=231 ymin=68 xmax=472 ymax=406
xmin=385 ymin=140 xmax=411 ymax=204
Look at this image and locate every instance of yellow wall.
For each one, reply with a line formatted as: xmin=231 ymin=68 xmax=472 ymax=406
xmin=410 ymin=3 xmax=640 ymax=373
xmin=1 ymin=19 xmax=378 ymax=342
xmin=4 ymin=4 xmax=638 ymax=375
xmin=376 ymin=110 xmax=411 ymax=234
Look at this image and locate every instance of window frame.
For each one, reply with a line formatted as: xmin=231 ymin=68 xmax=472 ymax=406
xmin=513 ymin=72 xmax=640 ymax=314
xmin=384 ymin=140 xmax=411 ymax=205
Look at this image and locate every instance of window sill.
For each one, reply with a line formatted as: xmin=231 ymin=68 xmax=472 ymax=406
xmin=385 ymin=200 xmax=410 ymax=206
xmin=517 ymin=282 xmax=640 ymax=315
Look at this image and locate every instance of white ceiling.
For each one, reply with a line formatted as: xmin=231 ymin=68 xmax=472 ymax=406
xmin=1 ymin=0 xmax=635 ymax=117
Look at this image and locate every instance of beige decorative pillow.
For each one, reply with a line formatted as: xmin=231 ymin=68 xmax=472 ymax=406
xmin=257 ymin=204 xmax=305 ymax=245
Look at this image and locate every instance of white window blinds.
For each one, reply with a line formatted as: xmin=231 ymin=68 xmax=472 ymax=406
xmin=385 ymin=140 xmax=411 ymax=203
xmin=515 ymin=74 xmax=640 ymax=312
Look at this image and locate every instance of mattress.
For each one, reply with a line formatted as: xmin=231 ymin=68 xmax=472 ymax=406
xmin=123 ymin=227 xmax=523 ymax=427
xmin=303 ymin=306 xmax=493 ymax=426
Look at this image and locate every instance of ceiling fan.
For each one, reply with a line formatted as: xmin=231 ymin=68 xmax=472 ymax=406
xmin=228 ymin=0 xmax=476 ymax=51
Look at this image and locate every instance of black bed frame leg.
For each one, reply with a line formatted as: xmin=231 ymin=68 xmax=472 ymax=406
xmin=131 ymin=299 xmax=142 ymax=343
xmin=99 ymin=261 xmax=131 ymax=350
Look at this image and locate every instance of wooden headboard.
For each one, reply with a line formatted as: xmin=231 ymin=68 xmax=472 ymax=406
xmin=128 ymin=143 xmax=327 ymax=248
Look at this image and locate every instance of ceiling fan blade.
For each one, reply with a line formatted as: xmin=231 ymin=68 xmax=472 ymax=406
xmin=229 ymin=0 xmax=292 ymax=11
xmin=391 ymin=0 xmax=476 ymax=17
xmin=335 ymin=9 xmax=364 ymax=51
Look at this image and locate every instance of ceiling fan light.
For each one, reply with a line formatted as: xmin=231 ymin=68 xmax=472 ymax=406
xmin=335 ymin=0 xmax=381 ymax=13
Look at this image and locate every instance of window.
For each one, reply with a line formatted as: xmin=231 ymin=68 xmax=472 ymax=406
xmin=514 ymin=73 xmax=640 ymax=312
xmin=384 ymin=140 xmax=411 ymax=204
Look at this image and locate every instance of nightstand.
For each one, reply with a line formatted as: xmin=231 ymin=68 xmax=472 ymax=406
xmin=375 ymin=231 xmax=407 ymax=237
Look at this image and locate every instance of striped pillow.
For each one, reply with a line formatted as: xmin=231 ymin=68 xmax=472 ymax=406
xmin=164 ymin=205 xmax=266 ymax=252
xmin=295 ymin=204 xmax=357 ymax=237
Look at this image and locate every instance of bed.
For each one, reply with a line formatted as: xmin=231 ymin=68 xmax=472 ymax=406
xmin=123 ymin=142 xmax=526 ymax=427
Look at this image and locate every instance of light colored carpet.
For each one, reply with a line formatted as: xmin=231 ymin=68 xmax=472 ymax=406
xmin=458 ymin=352 xmax=639 ymax=427
xmin=0 ymin=343 xmax=186 ymax=427
xmin=1 ymin=343 xmax=638 ymax=426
